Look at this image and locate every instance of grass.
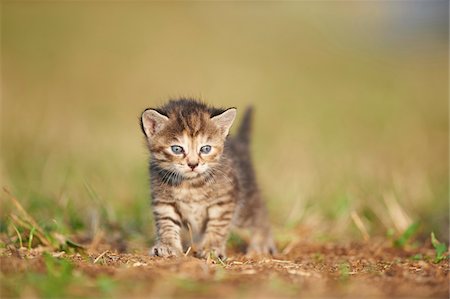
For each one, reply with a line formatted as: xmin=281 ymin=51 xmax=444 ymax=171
xmin=393 ymin=222 xmax=420 ymax=248
xmin=431 ymin=232 xmax=448 ymax=264
xmin=338 ymin=262 xmax=351 ymax=282
xmin=2 ymin=252 xmax=116 ymax=298
xmin=2 ymin=3 xmax=448 ymax=243
xmin=29 ymin=253 xmax=75 ymax=298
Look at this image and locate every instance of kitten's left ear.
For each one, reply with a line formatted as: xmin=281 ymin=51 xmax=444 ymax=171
xmin=211 ymin=108 xmax=237 ymax=137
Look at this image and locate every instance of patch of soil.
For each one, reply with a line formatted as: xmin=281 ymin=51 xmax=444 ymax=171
xmin=1 ymin=240 xmax=448 ymax=298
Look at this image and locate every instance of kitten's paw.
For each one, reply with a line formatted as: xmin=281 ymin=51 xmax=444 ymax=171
xmin=247 ymin=236 xmax=277 ymax=256
xmin=194 ymin=246 xmax=227 ymax=261
xmin=150 ymin=244 xmax=181 ymax=257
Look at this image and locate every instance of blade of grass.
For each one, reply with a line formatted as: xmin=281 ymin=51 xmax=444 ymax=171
xmin=338 ymin=262 xmax=350 ymax=282
xmin=11 ymin=222 xmax=23 ymax=248
xmin=383 ymin=193 xmax=411 ymax=232
xmin=393 ymin=222 xmax=420 ymax=248
xmin=431 ymin=232 xmax=448 ymax=263
xmin=83 ymin=180 xmax=116 ymax=223
xmin=93 ymin=250 xmax=109 ymax=264
xmin=28 ymin=227 xmax=36 ymax=250
xmin=217 ymin=256 xmax=226 ymax=267
xmin=66 ymin=239 xmax=86 ymax=250
xmin=184 ymin=246 xmax=192 ymax=256
xmin=350 ymin=210 xmax=369 ymax=241
xmin=10 ymin=214 xmax=52 ymax=247
xmin=5 ymin=189 xmax=53 ymax=247
xmin=4 ymin=189 xmax=44 ymax=231
xmin=186 ymin=222 xmax=196 ymax=254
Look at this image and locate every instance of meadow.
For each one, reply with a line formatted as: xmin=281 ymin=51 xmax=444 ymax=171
xmin=1 ymin=2 xmax=448 ymax=298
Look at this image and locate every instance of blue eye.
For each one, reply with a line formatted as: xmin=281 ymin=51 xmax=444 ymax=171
xmin=171 ymin=145 xmax=184 ymax=154
xmin=200 ymin=145 xmax=212 ymax=154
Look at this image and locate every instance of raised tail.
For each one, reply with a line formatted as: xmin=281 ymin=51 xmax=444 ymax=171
xmin=236 ymin=106 xmax=253 ymax=146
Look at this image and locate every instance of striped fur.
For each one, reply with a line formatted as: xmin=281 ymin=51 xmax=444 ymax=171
xmin=141 ymin=99 xmax=275 ymax=258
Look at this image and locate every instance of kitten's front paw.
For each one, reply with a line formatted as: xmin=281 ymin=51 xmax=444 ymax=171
xmin=195 ymin=246 xmax=226 ymax=261
xmin=150 ymin=243 xmax=181 ymax=257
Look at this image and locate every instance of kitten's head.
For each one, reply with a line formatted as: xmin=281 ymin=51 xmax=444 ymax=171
xmin=141 ymin=100 xmax=236 ymax=180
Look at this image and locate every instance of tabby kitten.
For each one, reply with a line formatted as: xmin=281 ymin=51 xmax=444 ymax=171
xmin=141 ymin=99 xmax=275 ymax=258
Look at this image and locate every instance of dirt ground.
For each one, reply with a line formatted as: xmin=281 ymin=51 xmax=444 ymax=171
xmin=1 ymin=240 xmax=448 ymax=298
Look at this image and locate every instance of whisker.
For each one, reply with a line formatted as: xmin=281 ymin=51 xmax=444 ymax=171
xmin=210 ymin=167 xmax=233 ymax=185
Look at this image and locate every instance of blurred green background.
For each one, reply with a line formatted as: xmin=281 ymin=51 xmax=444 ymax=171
xmin=1 ymin=1 xmax=448 ymax=248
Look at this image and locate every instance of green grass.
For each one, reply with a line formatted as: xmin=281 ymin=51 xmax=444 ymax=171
xmin=29 ymin=253 xmax=76 ymax=298
xmin=338 ymin=262 xmax=351 ymax=282
xmin=1 ymin=0 xmax=448 ymax=258
xmin=1 ymin=253 xmax=118 ymax=298
xmin=431 ymin=232 xmax=448 ymax=263
xmin=393 ymin=222 xmax=420 ymax=248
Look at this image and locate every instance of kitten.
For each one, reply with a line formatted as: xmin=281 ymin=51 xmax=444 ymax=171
xmin=140 ymin=99 xmax=275 ymax=258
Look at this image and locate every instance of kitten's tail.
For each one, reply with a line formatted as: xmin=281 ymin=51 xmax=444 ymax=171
xmin=236 ymin=106 xmax=253 ymax=146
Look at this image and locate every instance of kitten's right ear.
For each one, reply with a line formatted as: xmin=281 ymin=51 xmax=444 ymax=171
xmin=211 ymin=108 xmax=237 ymax=138
xmin=141 ymin=109 xmax=169 ymax=138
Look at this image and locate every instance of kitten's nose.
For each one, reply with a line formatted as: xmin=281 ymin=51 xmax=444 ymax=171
xmin=187 ymin=162 xmax=198 ymax=170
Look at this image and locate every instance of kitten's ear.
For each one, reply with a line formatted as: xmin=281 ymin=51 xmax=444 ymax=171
xmin=141 ymin=109 xmax=169 ymax=138
xmin=211 ymin=108 xmax=237 ymax=137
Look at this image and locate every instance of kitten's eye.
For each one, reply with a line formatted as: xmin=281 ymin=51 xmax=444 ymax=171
xmin=170 ymin=145 xmax=184 ymax=154
xmin=200 ymin=145 xmax=212 ymax=154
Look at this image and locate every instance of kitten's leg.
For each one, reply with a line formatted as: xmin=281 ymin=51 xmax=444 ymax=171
xmin=197 ymin=200 xmax=235 ymax=259
xmin=247 ymin=225 xmax=276 ymax=256
xmin=246 ymin=202 xmax=277 ymax=256
xmin=150 ymin=201 xmax=183 ymax=257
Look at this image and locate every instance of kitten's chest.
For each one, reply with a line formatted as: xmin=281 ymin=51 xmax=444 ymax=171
xmin=172 ymin=187 xmax=209 ymax=233
xmin=172 ymin=186 xmax=209 ymax=203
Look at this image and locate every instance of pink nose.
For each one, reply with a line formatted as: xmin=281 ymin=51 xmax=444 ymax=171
xmin=188 ymin=163 xmax=198 ymax=170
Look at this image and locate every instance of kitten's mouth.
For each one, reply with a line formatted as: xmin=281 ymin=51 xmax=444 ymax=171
xmin=183 ymin=171 xmax=201 ymax=179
